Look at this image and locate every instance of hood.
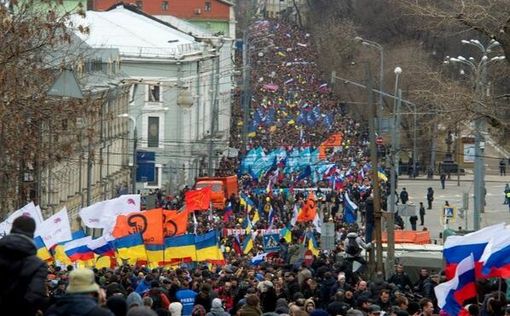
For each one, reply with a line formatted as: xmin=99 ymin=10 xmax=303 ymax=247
xmin=0 ymin=233 xmax=36 ymax=259
xmin=51 ymin=295 xmax=98 ymax=315
xmin=210 ymin=307 xmax=226 ymax=315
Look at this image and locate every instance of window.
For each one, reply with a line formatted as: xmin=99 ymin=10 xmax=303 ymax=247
xmin=136 ymin=0 xmax=143 ymax=9
xmin=147 ymin=166 xmax=160 ymax=186
xmin=161 ymin=0 xmax=168 ymax=11
xmin=147 ymin=116 xmax=160 ymax=147
xmin=148 ymin=84 xmax=161 ymax=102
xmin=204 ymin=1 xmax=211 ymax=11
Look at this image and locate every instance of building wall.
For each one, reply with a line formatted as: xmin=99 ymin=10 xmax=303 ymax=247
xmin=120 ymin=54 xmax=229 ymax=194
xmin=40 ymin=84 xmax=132 ymax=219
xmin=93 ymin=0 xmax=230 ymax=20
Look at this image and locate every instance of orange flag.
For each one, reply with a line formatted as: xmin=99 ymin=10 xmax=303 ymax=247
xmin=162 ymin=210 xmax=189 ymax=238
xmin=112 ymin=208 xmax=164 ymax=245
xmin=185 ymin=187 xmax=212 ymax=211
xmin=296 ymin=192 xmax=317 ymax=223
xmin=319 ymin=133 xmax=343 ymax=159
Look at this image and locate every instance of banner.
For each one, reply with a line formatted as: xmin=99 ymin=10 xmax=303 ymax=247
xmin=112 ymin=208 xmax=164 ymax=245
xmin=223 ymin=228 xmax=282 ymax=236
xmin=0 ymin=202 xmax=43 ymax=236
xmin=185 ymin=187 xmax=212 ymax=212
xmin=79 ymin=195 xmax=140 ymax=229
xmin=36 ymin=207 xmax=72 ymax=249
xmin=162 ymin=210 xmax=189 ymax=237
xmin=319 ymin=133 xmax=343 ymax=159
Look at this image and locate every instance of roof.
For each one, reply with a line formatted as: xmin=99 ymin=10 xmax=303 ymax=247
xmin=156 ymin=15 xmax=214 ymax=38
xmin=216 ymin=0 xmax=234 ymax=6
xmin=70 ymin=5 xmax=203 ymax=58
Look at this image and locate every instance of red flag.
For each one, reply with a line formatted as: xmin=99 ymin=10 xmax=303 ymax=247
xmin=185 ymin=187 xmax=212 ymax=211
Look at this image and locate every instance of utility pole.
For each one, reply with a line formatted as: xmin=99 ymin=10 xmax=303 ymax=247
xmin=208 ymin=49 xmax=221 ymax=177
xmin=366 ymin=64 xmax=384 ymax=272
xmin=241 ymin=30 xmax=251 ymax=148
xmin=86 ymin=136 xmax=93 ymax=206
xmin=132 ymin=125 xmax=137 ymax=194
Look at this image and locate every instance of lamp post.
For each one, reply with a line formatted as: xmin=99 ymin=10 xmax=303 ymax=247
xmin=355 ymin=36 xmax=384 ymax=132
xmin=445 ymin=39 xmax=504 ymax=230
xmin=118 ymin=114 xmax=137 ymax=194
xmin=387 ymin=66 xmax=401 ymax=278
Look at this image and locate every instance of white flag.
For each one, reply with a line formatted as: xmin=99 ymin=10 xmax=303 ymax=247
xmin=0 ymin=202 xmax=44 ymax=236
xmin=79 ymin=194 xmax=140 ymax=228
xmin=35 ymin=207 xmax=72 ymax=249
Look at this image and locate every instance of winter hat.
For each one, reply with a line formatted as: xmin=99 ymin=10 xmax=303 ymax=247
xmin=127 ymin=292 xmax=144 ymax=308
xmin=107 ymin=295 xmax=128 ymax=316
xmin=192 ymin=304 xmax=206 ymax=316
xmin=66 ymin=268 xmax=100 ymax=294
xmin=275 ymin=298 xmax=290 ymax=314
xmin=169 ymin=302 xmax=183 ymax=316
xmin=246 ymin=294 xmax=260 ymax=307
xmin=10 ymin=215 xmax=36 ymax=238
xmin=304 ymin=298 xmax=316 ymax=309
xmin=212 ymin=298 xmax=223 ymax=309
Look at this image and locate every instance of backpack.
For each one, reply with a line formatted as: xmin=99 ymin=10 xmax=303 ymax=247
xmin=345 ymin=237 xmax=361 ymax=256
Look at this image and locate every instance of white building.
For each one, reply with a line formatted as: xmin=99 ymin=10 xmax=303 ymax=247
xmin=71 ymin=4 xmax=233 ymax=194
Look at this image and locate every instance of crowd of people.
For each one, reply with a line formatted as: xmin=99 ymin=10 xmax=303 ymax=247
xmin=2 ymin=18 xmax=510 ymax=316
xmin=2 ymin=215 xmax=510 ymax=316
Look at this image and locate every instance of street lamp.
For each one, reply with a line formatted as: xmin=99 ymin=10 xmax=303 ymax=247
xmin=118 ymin=107 xmax=169 ymax=194
xmin=386 ymin=66 xmax=402 ymax=278
xmin=446 ymin=39 xmax=505 ymax=230
xmin=355 ymin=36 xmax=384 ymax=131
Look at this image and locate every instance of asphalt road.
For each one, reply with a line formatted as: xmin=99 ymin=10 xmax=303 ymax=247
xmin=391 ymin=175 xmax=510 ymax=245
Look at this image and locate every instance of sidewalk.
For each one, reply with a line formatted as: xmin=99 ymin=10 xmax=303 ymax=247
xmin=400 ymin=173 xmax=510 ymax=183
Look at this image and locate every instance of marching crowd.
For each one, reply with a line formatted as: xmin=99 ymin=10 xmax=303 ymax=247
xmin=2 ymin=18 xmax=510 ymax=316
xmin=2 ymin=215 xmax=509 ymax=316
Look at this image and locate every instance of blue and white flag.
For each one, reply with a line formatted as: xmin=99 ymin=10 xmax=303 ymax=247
xmin=343 ymin=192 xmax=358 ymax=224
xmin=251 ymin=252 xmax=269 ymax=265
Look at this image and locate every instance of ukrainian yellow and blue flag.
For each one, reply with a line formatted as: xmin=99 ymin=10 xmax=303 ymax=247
xmin=195 ymin=231 xmax=224 ymax=264
xmin=113 ymin=233 xmax=147 ymax=265
xmin=242 ymin=234 xmax=253 ymax=254
xmin=34 ymin=236 xmax=53 ymax=262
xmin=164 ymin=234 xmax=196 ymax=264
xmin=307 ymin=233 xmax=320 ymax=257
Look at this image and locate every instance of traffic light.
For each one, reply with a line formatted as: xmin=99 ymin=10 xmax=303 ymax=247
xmin=458 ymin=208 xmax=465 ymax=219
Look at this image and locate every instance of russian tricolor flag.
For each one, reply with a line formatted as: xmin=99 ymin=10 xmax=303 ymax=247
xmin=88 ymin=236 xmax=115 ymax=257
xmin=435 ymin=254 xmax=477 ymax=316
xmin=64 ymin=236 xmax=95 ymax=262
xmin=480 ymin=228 xmax=510 ymax=278
xmin=443 ymin=223 xmax=505 ymax=279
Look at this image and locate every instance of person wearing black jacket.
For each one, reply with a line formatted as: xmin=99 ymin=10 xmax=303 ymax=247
xmin=0 ymin=216 xmax=48 ymax=316
xmin=45 ymin=268 xmax=113 ymax=316
xmin=388 ymin=264 xmax=413 ymax=292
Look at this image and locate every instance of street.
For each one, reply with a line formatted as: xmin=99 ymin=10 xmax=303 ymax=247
xmin=395 ymin=175 xmax=510 ymax=244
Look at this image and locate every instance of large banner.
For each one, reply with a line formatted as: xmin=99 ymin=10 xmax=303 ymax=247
xmin=112 ymin=209 xmax=188 ymax=245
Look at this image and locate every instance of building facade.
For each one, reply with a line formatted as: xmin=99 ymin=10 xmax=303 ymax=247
xmin=71 ymin=4 xmax=233 ymax=194
xmin=91 ymin=0 xmax=236 ymax=38
xmin=39 ymin=47 xmax=131 ymax=218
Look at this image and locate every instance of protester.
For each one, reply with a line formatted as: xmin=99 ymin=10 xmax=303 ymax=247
xmin=45 ymin=268 xmax=113 ymax=316
xmin=0 ymin=216 xmax=48 ymax=316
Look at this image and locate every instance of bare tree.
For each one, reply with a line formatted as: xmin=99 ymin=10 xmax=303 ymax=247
xmin=394 ymin=0 xmax=510 ymax=62
xmin=0 ymin=0 xmax=101 ymax=214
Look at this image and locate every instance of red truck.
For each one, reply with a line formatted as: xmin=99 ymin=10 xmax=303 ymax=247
xmin=194 ymin=175 xmax=238 ymax=209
